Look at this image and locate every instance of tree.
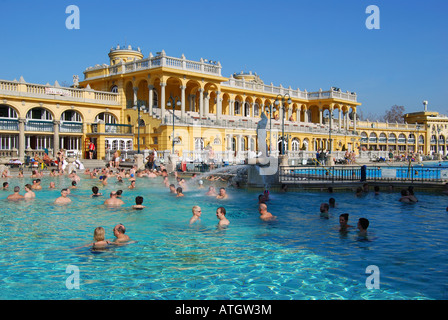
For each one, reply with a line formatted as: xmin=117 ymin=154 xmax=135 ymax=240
xmin=382 ymin=105 xmax=405 ymax=123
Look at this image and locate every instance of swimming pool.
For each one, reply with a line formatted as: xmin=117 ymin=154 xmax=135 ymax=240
xmin=0 ymin=174 xmax=447 ymax=300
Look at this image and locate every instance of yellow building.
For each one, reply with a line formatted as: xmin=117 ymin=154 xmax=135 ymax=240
xmin=0 ymin=45 xmax=444 ymax=164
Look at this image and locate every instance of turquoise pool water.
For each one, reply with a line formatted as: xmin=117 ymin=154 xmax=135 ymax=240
xmin=0 ymin=174 xmax=447 ymax=300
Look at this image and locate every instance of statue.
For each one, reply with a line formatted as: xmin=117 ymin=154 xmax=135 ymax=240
xmin=256 ymin=112 xmax=268 ymax=159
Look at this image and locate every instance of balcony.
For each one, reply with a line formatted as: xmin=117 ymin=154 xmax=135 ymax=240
xmin=0 ymin=119 xmax=19 ymax=131
xmin=25 ymin=120 xmax=53 ymax=132
xmin=90 ymin=123 xmax=133 ymax=135
xmin=60 ymin=121 xmax=83 ymax=133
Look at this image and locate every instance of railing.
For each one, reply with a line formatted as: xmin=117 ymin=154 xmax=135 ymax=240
xmin=0 ymin=119 xmax=19 ymax=131
xmin=25 ymin=120 xmax=53 ymax=132
xmin=0 ymin=79 xmax=119 ymax=105
xmin=279 ymin=165 xmax=448 ymax=184
xmin=92 ymin=54 xmax=222 ymax=79
xmin=105 ymin=124 xmax=133 ymax=134
xmin=59 ymin=121 xmax=83 ymax=133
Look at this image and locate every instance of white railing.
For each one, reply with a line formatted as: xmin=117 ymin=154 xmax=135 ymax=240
xmin=88 ymin=53 xmax=222 ymax=79
xmin=0 ymin=79 xmax=119 ymax=105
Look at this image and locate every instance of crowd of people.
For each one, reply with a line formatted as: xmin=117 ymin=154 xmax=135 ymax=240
xmin=4 ymin=158 xmax=433 ymax=250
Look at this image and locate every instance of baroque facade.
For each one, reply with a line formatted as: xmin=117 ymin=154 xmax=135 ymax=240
xmin=0 ymin=45 xmax=445 ymax=163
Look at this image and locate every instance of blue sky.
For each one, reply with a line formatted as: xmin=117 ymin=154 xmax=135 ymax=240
xmin=0 ymin=0 xmax=447 ymax=118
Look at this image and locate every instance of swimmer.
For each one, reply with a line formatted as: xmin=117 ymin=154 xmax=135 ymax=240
xmin=216 ymin=207 xmax=230 ymax=227
xmin=329 ymin=198 xmax=336 ymax=208
xmin=128 ymin=180 xmax=136 ymax=189
xmin=197 ymin=180 xmax=204 ymax=189
xmin=176 ymin=187 xmax=184 ymax=197
xmin=31 ymin=179 xmax=42 ymax=190
xmin=104 ymin=191 xmax=124 ymax=207
xmin=258 ymin=203 xmax=276 ymax=221
xmin=169 ymin=184 xmax=176 ymax=194
xmin=357 ymin=218 xmax=370 ymax=237
xmin=17 ymin=170 xmax=24 ymax=178
xmin=54 ymin=188 xmax=71 ymax=205
xmin=399 ymin=189 xmax=417 ymax=203
xmin=49 ymin=181 xmax=56 ymax=189
xmin=116 ymin=190 xmax=123 ymax=198
xmin=320 ymin=203 xmax=330 ymax=219
xmin=189 ymin=205 xmax=202 ymax=224
xmin=2 ymin=182 xmax=8 ymax=190
xmin=91 ymin=186 xmax=102 ymax=197
xmin=113 ymin=224 xmax=131 ymax=243
xmin=206 ymin=186 xmax=217 ymax=196
xmin=7 ymin=186 xmax=25 ymax=201
xmin=216 ymin=187 xmax=228 ymax=200
xmin=24 ymin=184 xmax=36 ymax=199
xmin=131 ymin=196 xmax=146 ymax=210
xmin=70 ymin=181 xmax=77 ymax=189
xmin=339 ymin=213 xmax=353 ymax=232
xmin=90 ymin=227 xmax=111 ymax=249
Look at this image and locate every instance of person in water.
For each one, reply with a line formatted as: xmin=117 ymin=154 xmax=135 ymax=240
xmin=131 ymin=196 xmax=146 ymax=210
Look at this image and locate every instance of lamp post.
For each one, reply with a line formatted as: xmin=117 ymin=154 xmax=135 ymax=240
xmin=167 ymin=94 xmax=182 ymax=155
xmin=264 ymin=103 xmax=276 ymax=156
xmin=275 ymin=94 xmax=292 ymax=155
xmin=132 ymin=104 xmax=145 ymax=154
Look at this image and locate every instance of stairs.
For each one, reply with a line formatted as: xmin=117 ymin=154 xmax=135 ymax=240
xmin=81 ymin=159 xmax=108 ymax=169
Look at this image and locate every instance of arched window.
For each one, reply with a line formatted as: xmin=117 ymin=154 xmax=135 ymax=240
xmin=369 ymin=132 xmax=378 ymax=143
xmin=61 ymin=110 xmax=82 ymax=122
xmin=194 ymin=138 xmax=204 ymax=151
xmin=291 ymin=138 xmax=300 ymax=151
xmin=234 ymin=101 xmax=240 ymax=115
xmin=110 ymin=85 xmax=118 ymax=93
xmin=389 ymin=133 xmax=397 ymax=143
xmin=0 ymin=105 xmax=18 ymax=119
xmin=26 ymin=107 xmax=53 ymax=120
xmin=398 ymin=134 xmax=406 ymax=144
xmin=95 ymin=112 xmax=117 ymax=124
xmin=361 ymin=132 xmax=368 ymax=143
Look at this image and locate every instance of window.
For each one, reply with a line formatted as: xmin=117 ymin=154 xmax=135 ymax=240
xmin=234 ymin=101 xmax=240 ymax=115
xmin=0 ymin=105 xmax=18 ymax=119
xmin=194 ymin=138 xmax=204 ymax=151
xmin=95 ymin=112 xmax=117 ymax=124
xmin=26 ymin=108 xmax=53 ymax=120
xmin=0 ymin=134 xmax=18 ymax=150
xmin=291 ymin=138 xmax=300 ymax=151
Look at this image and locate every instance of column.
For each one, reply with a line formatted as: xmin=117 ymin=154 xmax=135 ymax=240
xmin=338 ymin=109 xmax=342 ymax=128
xmin=204 ymin=92 xmax=209 ymax=115
xmin=216 ymin=91 xmax=221 ymax=121
xmin=319 ymin=107 xmax=323 ymax=124
xmin=54 ymin=120 xmax=60 ymax=157
xmin=329 ymin=107 xmax=334 ymax=128
xmin=304 ymin=107 xmax=308 ymax=123
xmin=148 ymin=85 xmax=154 ymax=115
xmin=229 ymin=100 xmax=234 ymax=116
xmin=180 ymin=85 xmax=186 ymax=121
xmin=199 ymin=88 xmax=204 ymax=117
xmin=160 ymin=82 xmax=166 ymax=123
xmin=133 ymin=87 xmax=138 ymax=106
xmin=353 ymin=111 xmax=357 ymax=131
xmin=18 ymin=118 xmax=26 ymax=161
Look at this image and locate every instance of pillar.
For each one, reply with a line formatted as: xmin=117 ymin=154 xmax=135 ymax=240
xmin=319 ymin=107 xmax=323 ymax=124
xmin=18 ymin=118 xmax=25 ymax=161
xmin=180 ymin=85 xmax=186 ymax=121
xmin=160 ymin=82 xmax=166 ymax=123
xmin=54 ymin=120 xmax=60 ymax=157
xmin=216 ymin=91 xmax=221 ymax=121
xmin=148 ymin=85 xmax=154 ymax=115
xmin=199 ymin=88 xmax=204 ymax=117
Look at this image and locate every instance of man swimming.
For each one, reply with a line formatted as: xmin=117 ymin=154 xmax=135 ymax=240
xmin=104 ymin=191 xmax=124 ymax=207
xmin=216 ymin=187 xmax=228 ymax=199
xmin=189 ymin=205 xmax=202 ymax=224
xmin=54 ymin=188 xmax=71 ymax=205
xmin=131 ymin=196 xmax=146 ymax=210
xmin=216 ymin=207 xmax=230 ymax=227
xmin=7 ymin=186 xmax=25 ymax=201
xmin=258 ymin=203 xmax=276 ymax=221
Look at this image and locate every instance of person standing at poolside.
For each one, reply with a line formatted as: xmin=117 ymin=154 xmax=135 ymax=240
xmin=216 ymin=207 xmax=230 ymax=227
xmin=54 ymin=188 xmax=71 ymax=205
xmin=113 ymin=224 xmax=130 ymax=243
xmin=190 ymin=205 xmax=202 ymax=224
xmin=258 ymin=203 xmax=276 ymax=221
xmin=24 ymin=184 xmax=36 ymax=199
xmin=7 ymin=186 xmax=25 ymax=201
xmin=104 ymin=191 xmax=124 ymax=207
